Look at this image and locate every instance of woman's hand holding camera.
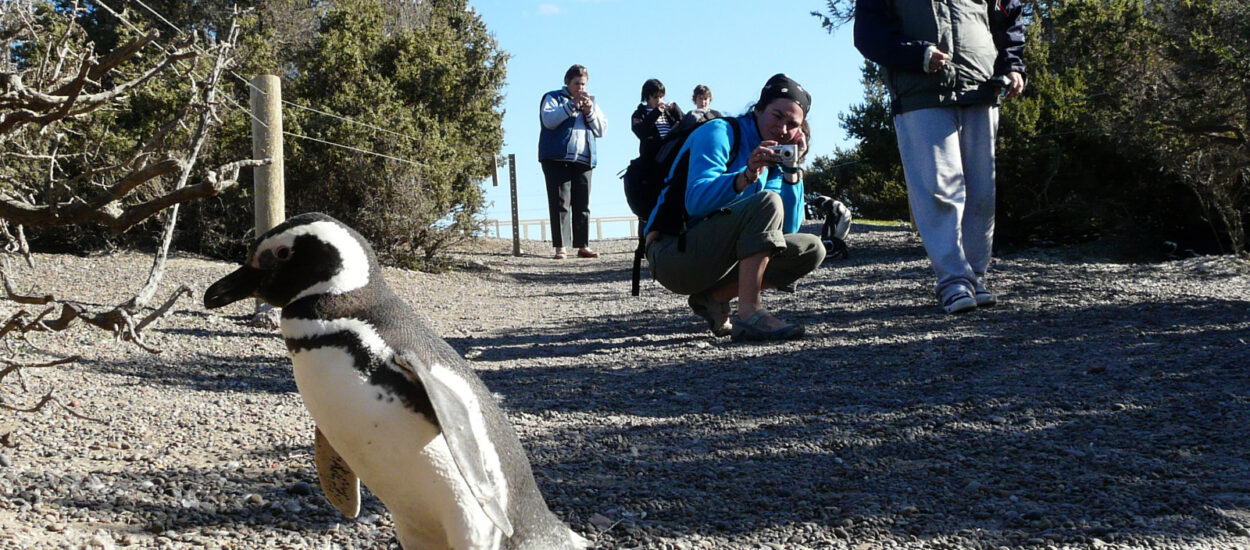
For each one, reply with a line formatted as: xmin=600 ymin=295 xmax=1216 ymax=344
xmin=570 ymin=92 xmax=593 ymax=115
xmin=737 ymin=141 xmax=778 ymax=192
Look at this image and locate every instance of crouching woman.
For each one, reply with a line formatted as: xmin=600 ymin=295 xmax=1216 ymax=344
xmin=643 ymin=74 xmax=825 ymax=342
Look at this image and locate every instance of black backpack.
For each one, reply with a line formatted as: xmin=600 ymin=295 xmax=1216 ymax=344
xmin=623 ymin=116 xmax=741 ymax=295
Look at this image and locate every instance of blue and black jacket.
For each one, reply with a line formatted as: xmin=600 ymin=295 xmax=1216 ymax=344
xmin=645 ymin=114 xmax=805 ymax=236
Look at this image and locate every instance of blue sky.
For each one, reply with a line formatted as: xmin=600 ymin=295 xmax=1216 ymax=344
xmin=467 ymin=1 xmax=864 ymax=234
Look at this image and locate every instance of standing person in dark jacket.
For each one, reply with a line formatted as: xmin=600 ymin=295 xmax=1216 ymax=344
xmin=854 ymin=0 xmax=1026 ymax=313
xmin=539 ymin=64 xmax=608 ymax=260
xmin=631 ymin=79 xmax=684 ymax=160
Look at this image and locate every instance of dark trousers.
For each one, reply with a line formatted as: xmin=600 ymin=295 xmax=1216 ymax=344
xmin=540 ymin=160 xmax=592 ymax=249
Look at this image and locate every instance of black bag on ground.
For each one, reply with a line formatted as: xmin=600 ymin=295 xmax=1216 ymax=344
xmin=624 ymin=116 xmax=741 ymax=296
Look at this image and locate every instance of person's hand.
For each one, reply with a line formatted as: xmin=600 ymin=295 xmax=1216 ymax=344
xmin=579 ymin=97 xmax=593 ymax=115
xmin=790 ymin=129 xmax=808 ymax=159
xmin=1005 ymin=71 xmax=1026 ymax=99
xmin=928 ymin=48 xmax=950 ymax=73
xmin=738 ymin=140 xmax=779 ymax=190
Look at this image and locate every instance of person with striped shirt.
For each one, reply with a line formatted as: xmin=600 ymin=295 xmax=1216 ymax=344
xmin=631 ymin=79 xmax=685 ymax=161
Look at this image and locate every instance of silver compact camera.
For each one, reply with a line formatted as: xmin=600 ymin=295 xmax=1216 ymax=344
xmin=769 ymin=144 xmax=799 ymax=170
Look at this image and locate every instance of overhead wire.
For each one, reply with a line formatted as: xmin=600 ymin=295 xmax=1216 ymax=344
xmin=113 ymin=0 xmax=425 ymax=165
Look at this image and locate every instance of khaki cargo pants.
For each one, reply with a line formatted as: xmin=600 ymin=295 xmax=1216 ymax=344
xmin=646 ymin=192 xmax=825 ymax=296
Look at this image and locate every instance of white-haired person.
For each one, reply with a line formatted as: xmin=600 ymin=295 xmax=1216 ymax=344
xmin=854 ymin=0 xmax=1026 ymax=313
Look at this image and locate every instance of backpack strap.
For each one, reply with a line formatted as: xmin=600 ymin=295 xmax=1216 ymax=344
xmin=677 ymin=117 xmax=741 ymax=252
xmin=631 ymin=230 xmax=644 ymax=296
xmin=725 ymin=117 xmax=741 ymax=166
xmin=632 ymin=116 xmax=742 ymax=296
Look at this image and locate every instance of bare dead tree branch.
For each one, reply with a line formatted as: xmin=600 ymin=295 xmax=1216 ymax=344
xmin=1 ymin=3 xmax=257 ymax=437
xmin=0 ymin=356 xmax=80 ymax=384
xmin=0 ymin=391 xmax=105 ymax=423
xmin=128 ymin=17 xmax=242 ymax=311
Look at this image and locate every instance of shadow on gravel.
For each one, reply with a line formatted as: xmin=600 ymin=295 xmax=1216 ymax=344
xmin=448 ymin=234 xmax=1250 ymax=547
xmin=16 ymin=444 xmax=402 ymax=548
xmin=83 ymin=351 xmax=295 ymax=394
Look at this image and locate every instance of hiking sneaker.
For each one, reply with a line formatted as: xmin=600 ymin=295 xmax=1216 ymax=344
xmin=688 ymin=292 xmax=732 ymax=337
xmin=974 ymin=289 xmax=998 ymax=307
xmin=942 ymin=292 xmax=977 ymax=314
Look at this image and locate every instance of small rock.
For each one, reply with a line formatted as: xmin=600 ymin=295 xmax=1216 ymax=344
xmin=288 ymin=481 xmax=313 ymax=495
xmin=589 ymin=513 xmax=614 ymax=531
xmin=0 ymin=454 xmax=11 ymax=468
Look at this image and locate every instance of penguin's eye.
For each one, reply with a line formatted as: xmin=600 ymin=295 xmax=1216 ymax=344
xmin=274 ymin=246 xmax=292 ymax=261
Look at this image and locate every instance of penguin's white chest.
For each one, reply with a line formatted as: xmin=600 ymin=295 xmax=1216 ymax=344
xmin=289 ymin=346 xmax=503 ymax=550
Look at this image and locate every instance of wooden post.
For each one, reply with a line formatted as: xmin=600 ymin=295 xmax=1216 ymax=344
xmin=250 ymin=75 xmax=284 ymax=234
xmin=508 ymin=154 xmax=521 ymax=256
xmin=250 ymin=75 xmax=284 ymax=322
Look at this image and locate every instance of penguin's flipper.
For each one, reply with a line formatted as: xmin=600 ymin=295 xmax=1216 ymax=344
xmin=392 ymin=352 xmax=515 ymax=537
xmin=314 ymin=426 xmax=361 ymax=518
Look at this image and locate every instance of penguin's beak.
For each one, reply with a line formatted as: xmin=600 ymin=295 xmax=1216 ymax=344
xmin=203 ymin=265 xmax=264 ymax=309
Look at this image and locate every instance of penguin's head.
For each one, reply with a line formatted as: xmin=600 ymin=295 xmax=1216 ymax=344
xmin=204 ymin=213 xmax=377 ymax=309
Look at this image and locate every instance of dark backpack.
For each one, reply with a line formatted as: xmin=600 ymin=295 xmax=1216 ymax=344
xmin=624 ymin=116 xmax=741 ymax=295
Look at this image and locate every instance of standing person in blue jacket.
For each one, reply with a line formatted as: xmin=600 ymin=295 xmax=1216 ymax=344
xmin=643 ymin=74 xmax=826 ymax=342
xmin=539 ymin=64 xmax=608 ymax=260
xmin=854 ymin=0 xmax=1026 ymax=313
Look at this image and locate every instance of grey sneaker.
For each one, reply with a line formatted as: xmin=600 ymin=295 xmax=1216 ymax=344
xmin=689 ymin=292 xmax=732 ymax=337
xmin=942 ymin=292 xmax=977 ymax=314
xmin=974 ymin=289 xmax=998 ymax=307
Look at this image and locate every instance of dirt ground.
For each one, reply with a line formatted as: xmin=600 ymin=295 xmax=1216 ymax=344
xmin=1 ymin=223 xmax=1248 ymax=549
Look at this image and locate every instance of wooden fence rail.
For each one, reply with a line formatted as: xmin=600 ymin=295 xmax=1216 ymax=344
xmin=482 ymin=216 xmax=639 ymax=241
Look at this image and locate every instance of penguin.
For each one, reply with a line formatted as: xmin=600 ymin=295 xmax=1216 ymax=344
xmin=203 ymin=213 xmax=589 ymax=550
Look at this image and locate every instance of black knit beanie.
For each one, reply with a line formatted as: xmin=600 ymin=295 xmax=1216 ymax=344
xmin=757 ymin=73 xmax=811 ymax=114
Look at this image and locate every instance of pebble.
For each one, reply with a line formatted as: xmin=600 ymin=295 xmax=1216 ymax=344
xmin=289 ymin=481 xmax=313 ymax=495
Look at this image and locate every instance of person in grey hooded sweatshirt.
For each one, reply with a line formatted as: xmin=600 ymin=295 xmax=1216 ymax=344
xmin=854 ymin=0 xmax=1026 ymax=314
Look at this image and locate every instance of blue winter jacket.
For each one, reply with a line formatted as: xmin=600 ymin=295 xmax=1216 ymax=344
xmin=645 ymin=114 xmax=805 ymax=235
xmin=538 ymin=87 xmax=607 ymax=166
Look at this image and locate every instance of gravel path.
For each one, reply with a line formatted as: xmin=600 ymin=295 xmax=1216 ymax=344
xmin=1 ymin=223 xmax=1248 ymax=549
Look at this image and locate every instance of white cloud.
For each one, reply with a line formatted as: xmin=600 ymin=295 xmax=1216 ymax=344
xmin=538 ymin=3 xmax=561 ymax=15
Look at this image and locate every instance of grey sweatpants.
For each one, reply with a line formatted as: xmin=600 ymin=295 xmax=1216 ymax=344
xmin=894 ymin=105 xmax=998 ymax=301
xmin=645 ymin=192 xmax=825 ymax=296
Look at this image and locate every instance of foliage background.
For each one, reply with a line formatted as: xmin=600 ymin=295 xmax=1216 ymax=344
xmin=8 ymin=0 xmax=1247 ymax=263
xmin=10 ymin=0 xmax=507 ymax=269
xmin=809 ymin=0 xmax=1248 ymax=257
